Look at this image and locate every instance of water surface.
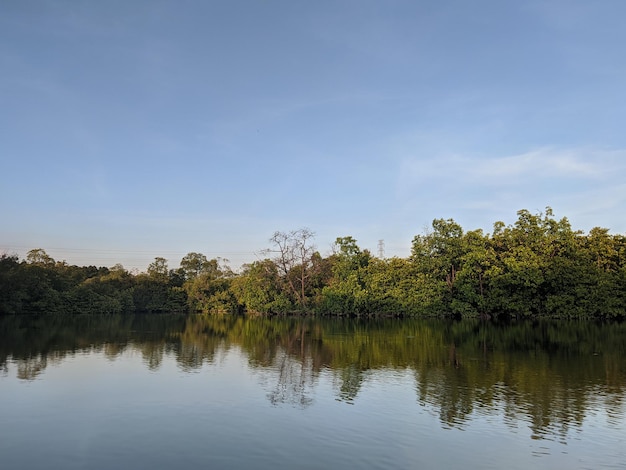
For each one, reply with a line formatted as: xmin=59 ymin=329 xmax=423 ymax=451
xmin=1 ymin=315 xmax=625 ymax=469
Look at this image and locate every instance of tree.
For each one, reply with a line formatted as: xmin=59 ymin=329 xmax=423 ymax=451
xmin=266 ymin=228 xmax=316 ymax=309
xmin=411 ymin=218 xmax=466 ymax=313
xmin=230 ymin=259 xmax=292 ymax=314
xmin=487 ymin=207 xmax=582 ymax=318
xmin=183 ymin=257 xmax=236 ymax=313
xmin=26 ymin=248 xmax=55 ymax=266
xmin=319 ymin=237 xmax=372 ymax=315
xmin=332 ymin=236 xmax=371 ymax=273
xmin=147 ymin=257 xmax=169 ymax=282
xmin=455 ymin=229 xmax=496 ymax=317
xmin=0 ymin=254 xmax=24 ymax=314
xmin=179 ymin=252 xmax=210 ymax=281
xmin=412 ymin=219 xmax=464 ymax=277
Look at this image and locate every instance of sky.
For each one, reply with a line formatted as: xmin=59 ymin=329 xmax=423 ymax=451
xmin=2 ymin=0 xmax=626 ymax=272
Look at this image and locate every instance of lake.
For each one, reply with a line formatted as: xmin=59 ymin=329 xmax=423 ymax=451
xmin=1 ymin=315 xmax=625 ymax=469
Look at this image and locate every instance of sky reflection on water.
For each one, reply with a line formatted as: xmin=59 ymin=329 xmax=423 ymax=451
xmin=1 ymin=315 xmax=625 ymax=469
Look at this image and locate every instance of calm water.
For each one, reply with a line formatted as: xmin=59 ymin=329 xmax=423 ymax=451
xmin=1 ymin=315 xmax=625 ymax=469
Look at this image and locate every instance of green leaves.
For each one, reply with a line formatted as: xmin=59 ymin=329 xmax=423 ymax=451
xmin=2 ymin=209 xmax=625 ymax=319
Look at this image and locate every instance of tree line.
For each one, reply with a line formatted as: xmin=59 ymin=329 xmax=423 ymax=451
xmin=1 ymin=208 xmax=625 ymax=319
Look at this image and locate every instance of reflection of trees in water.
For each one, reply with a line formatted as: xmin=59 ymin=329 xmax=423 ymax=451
xmin=172 ymin=315 xmax=233 ymax=371
xmin=174 ymin=340 xmax=225 ymax=372
xmin=14 ymin=351 xmax=66 ymax=380
xmin=413 ymin=349 xmax=622 ymax=441
xmin=139 ymin=341 xmax=168 ymax=371
xmin=233 ymin=317 xmax=323 ymax=408
xmin=264 ymin=348 xmax=315 ymax=408
xmin=16 ymin=355 xmax=48 ymax=380
xmin=1 ymin=315 xmax=625 ymax=441
xmin=334 ymin=365 xmax=363 ymax=404
xmin=417 ymin=367 xmax=474 ymax=429
xmin=0 ymin=315 xmax=188 ymax=377
xmin=103 ymin=342 xmax=129 ymax=359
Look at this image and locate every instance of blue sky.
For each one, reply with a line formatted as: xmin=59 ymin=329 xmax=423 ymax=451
xmin=2 ymin=0 xmax=625 ymax=271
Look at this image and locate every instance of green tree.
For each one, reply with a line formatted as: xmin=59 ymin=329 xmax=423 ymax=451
xmin=147 ymin=257 xmax=169 ymax=282
xmin=411 ymin=218 xmax=466 ymax=314
xmin=230 ymin=259 xmax=292 ymax=314
xmin=487 ymin=208 xmax=583 ymax=318
xmin=179 ymin=252 xmax=211 ymax=281
xmin=0 ymin=254 xmax=25 ymax=314
xmin=184 ymin=258 xmax=236 ymax=313
xmin=453 ymin=229 xmax=496 ymax=317
xmin=364 ymin=257 xmax=431 ymax=315
xmin=26 ymin=248 xmax=55 ymax=267
xmin=135 ymin=257 xmax=186 ymax=313
xmin=319 ymin=237 xmax=372 ymax=315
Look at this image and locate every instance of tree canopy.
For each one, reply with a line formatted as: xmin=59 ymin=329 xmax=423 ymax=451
xmin=1 ymin=209 xmax=625 ymax=319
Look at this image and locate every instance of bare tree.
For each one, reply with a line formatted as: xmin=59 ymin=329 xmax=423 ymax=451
xmin=266 ymin=228 xmax=316 ymax=309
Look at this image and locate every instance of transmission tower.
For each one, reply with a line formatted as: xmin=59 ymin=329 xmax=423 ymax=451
xmin=377 ymin=239 xmax=385 ymax=259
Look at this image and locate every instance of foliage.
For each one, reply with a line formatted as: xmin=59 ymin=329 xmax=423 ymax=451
xmin=230 ymin=260 xmax=293 ymax=314
xmin=1 ymin=208 xmax=625 ymax=318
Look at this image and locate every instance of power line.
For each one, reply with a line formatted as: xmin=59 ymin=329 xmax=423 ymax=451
xmin=0 ymin=244 xmax=255 ymax=255
xmin=0 ymin=244 xmax=258 ymax=270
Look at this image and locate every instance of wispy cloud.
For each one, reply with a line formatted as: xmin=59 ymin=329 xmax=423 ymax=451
xmin=395 ymin=147 xmax=626 ymax=233
xmin=475 ymin=148 xmax=596 ymax=178
xmin=400 ymin=147 xmax=626 ymax=186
